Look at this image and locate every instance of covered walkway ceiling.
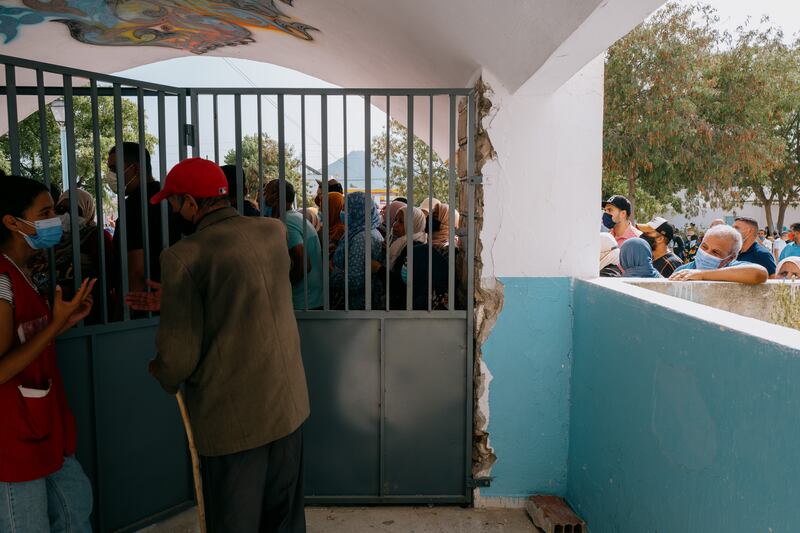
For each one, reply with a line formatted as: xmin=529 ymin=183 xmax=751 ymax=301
xmin=0 ymin=0 xmax=663 ymax=93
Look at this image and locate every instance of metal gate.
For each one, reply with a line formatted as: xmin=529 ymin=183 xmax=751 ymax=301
xmin=0 ymin=55 xmax=477 ymax=531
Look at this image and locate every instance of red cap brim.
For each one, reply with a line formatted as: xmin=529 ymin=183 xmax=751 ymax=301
xmin=150 ymin=187 xmax=171 ymax=205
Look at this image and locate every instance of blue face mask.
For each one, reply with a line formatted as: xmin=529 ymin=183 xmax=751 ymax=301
xmin=18 ymin=217 xmax=63 ymax=249
xmin=264 ymin=206 xmax=273 ymax=218
xmin=602 ymin=212 xmax=616 ymax=229
xmin=694 ymin=247 xmax=729 ymax=271
xmin=401 ymin=264 xmax=408 ymax=284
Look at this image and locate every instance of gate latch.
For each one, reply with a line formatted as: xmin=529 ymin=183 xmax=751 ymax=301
xmin=468 ymin=174 xmax=483 ymax=186
xmin=468 ymin=476 xmax=492 ymax=488
xmin=183 ymin=124 xmax=196 ymax=147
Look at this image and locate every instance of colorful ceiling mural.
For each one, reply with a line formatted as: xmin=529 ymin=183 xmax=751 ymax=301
xmin=0 ymin=1 xmax=317 ymax=54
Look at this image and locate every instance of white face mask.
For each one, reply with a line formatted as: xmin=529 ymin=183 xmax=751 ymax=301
xmin=58 ymin=212 xmax=88 ymax=233
xmin=107 ymin=165 xmax=136 ymax=195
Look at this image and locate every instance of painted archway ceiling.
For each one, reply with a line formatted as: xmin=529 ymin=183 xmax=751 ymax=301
xmin=1 ymin=1 xmax=317 ymax=55
xmin=0 ymin=0 xmax=623 ymax=92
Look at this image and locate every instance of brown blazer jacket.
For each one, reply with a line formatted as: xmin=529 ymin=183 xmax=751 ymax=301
xmin=152 ymin=207 xmax=310 ymax=457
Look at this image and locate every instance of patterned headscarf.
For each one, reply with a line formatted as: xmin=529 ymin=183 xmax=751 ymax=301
xmin=345 ymin=192 xmax=381 ymax=240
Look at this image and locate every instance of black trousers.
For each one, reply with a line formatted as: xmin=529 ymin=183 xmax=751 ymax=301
xmin=200 ymin=426 xmax=305 ymax=533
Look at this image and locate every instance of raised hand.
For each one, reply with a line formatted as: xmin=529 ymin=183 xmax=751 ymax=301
xmin=125 ymin=280 xmax=162 ymax=312
xmin=53 ymin=278 xmax=97 ymax=330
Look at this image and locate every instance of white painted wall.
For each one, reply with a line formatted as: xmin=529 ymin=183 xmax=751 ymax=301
xmin=480 ymin=56 xmax=605 ymax=280
xmin=659 ymin=201 xmax=800 ymax=233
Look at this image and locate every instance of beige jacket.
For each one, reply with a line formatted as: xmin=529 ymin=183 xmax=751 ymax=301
xmin=152 ymin=207 xmax=310 ymax=457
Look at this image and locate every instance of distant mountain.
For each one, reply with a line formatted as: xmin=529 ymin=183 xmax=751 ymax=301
xmin=327 ymin=150 xmax=388 ymax=189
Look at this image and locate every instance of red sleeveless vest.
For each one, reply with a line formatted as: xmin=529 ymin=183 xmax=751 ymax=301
xmin=0 ymin=255 xmax=76 ymax=482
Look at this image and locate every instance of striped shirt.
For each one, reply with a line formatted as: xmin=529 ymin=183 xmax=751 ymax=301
xmin=0 ymin=274 xmax=12 ymax=305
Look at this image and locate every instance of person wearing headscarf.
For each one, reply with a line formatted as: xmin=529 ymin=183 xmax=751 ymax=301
xmin=322 ymin=192 xmax=346 ymax=253
xmin=302 ymin=206 xmax=322 ymax=233
xmin=430 ymin=202 xmax=458 ymax=250
xmin=389 ymin=206 xmax=428 ymax=270
xmin=620 ymin=238 xmax=662 ymax=278
xmin=418 ymin=197 xmax=441 ymax=216
xmin=380 ymin=199 xmax=407 ymax=239
xmin=388 ymin=206 xmax=449 ymax=310
xmin=599 ymin=232 xmax=622 ymax=277
xmin=31 ymin=188 xmax=112 ymax=324
xmin=775 ymin=256 xmax=800 ymax=279
xmin=331 ymin=192 xmax=385 ymax=310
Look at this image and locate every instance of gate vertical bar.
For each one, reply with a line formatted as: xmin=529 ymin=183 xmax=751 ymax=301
xmin=448 ymin=96 xmax=456 ymax=311
xmin=406 ymin=96 xmax=414 ymax=310
xmin=278 ymin=94 xmax=287 ymax=223
xmin=190 ymin=90 xmax=199 ymax=156
xmin=157 ymin=91 xmax=169 ymax=251
xmin=36 ymin=69 xmax=57 ymax=303
xmin=465 ymin=92 xmax=477 ymax=497
xmin=428 ymin=96 xmax=434 ymax=311
xmin=90 ymin=80 xmax=108 ymax=323
xmin=213 ymin=94 xmax=220 ymax=164
xmin=301 ymin=95 xmax=308 ymax=310
xmin=321 ymin=95 xmax=330 ymax=310
xmin=113 ymin=83 xmax=130 ymax=321
xmin=364 ymin=95 xmax=372 ymax=310
xmin=385 ymin=96 xmax=391 ymax=311
xmin=63 ymin=75 xmax=82 ymax=294
xmin=177 ymin=90 xmax=188 ymax=161
xmin=258 ymin=96 xmax=265 ymax=215
xmin=136 ymin=88 xmax=152 ymax=318
xmin=343 ymin=96 xmax=349 ymax=311
xmin=234 ymin=94 xmax=244 ymax=214
xmin=5 ymin=65 xmax=20 ymax=175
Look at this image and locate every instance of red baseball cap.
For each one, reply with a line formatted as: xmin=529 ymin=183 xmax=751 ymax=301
xmin=150 ymin=158 xmax=228 ymax=205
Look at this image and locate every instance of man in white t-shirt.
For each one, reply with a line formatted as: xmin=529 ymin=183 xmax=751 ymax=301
xmin=773 ymin=230 xmax=788 ymax=262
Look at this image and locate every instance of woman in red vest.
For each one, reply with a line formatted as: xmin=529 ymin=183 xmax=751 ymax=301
xmin=0 ymin=176 xmax=96 ymax=532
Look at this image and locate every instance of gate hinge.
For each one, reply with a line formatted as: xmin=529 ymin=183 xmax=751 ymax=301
xmin=468 ymin=174 xmax=483 ymax=185
xmin=468 ymin=476 xmax=492 ymax=488
xmin=183 ymin=124 xmax=196 ymax=147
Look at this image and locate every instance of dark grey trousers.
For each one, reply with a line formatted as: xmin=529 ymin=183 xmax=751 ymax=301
xmin=200 ymin=426 xmax=305 ymax=533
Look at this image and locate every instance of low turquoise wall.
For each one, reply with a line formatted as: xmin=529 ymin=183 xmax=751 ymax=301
xmin=569 ymin=280 xmax=800 ymax=532
xmin=481 ymin=277 xmax=573 ymax=498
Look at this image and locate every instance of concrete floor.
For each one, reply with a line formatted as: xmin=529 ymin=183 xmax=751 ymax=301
xmin=138 ymin=506 xmax=539 ymax=533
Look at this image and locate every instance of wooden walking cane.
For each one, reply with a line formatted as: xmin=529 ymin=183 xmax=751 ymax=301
xmin=176 ymin=391 xmax=207 ymax=533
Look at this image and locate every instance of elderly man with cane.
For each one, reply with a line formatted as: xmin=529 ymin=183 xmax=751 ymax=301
xmin=126 ymin=158 xmax=310 ymax=533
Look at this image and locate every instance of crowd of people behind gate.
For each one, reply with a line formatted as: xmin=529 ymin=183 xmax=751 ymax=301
xmin=598 ymin=194 xmax=800 ymax=284
xmin=8 ymin=144 xmax=463 ymax=327
xmin=0 ymin=148 xmax=465 ymax=532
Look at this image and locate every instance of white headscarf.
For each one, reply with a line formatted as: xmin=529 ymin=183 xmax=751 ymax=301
xmin=600 ymin=232 xmax=620 ymax=271
xmin=389 ymin=206 xmax=428 ymax=269
xmin=58 ymin=188 xmax=96 ymax=231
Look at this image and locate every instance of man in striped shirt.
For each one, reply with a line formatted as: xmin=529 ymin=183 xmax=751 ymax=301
xmin=637 ymin=217 xmax=684 ymax=277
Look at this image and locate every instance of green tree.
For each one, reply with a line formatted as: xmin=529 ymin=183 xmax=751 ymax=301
xmin=223 ymin=134 xmax=302 ymax=202
xmin=0 ymin=96 xmax=156 ymax=198
xmin=707 ymin=24 xmax=800 ymax=231
xmin=603 ymin=2 xmax=721 ymax=218
xmin=371 ymin=119 xmax=451 ymax=204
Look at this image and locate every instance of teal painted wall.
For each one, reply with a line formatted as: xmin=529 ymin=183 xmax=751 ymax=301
xmin=568 ymin=280 xmax=800 ymax=532
xmin=481 ymin=277 xmax=573 ymax=497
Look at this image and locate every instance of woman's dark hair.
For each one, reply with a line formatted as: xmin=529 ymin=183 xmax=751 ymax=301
xmin=0 ymin=176 xmax=50 ymax=244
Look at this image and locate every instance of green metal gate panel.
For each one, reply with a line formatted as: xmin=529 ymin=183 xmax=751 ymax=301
xmin=1 ymin=54 xmax=478 ymax=531
xmin=58 ymin=322 xmax=194 ymax=533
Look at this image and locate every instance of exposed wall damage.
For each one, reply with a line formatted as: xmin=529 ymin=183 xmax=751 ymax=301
xmin=457 ymin=79 xmax=504 ymax=479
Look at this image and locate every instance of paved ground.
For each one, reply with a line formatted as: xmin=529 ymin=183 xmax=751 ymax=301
xmin=139 ymin=506 xmax=539 ymax=533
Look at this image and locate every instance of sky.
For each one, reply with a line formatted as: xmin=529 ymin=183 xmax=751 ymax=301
xmin=696 ymin=0 xmax=800 ymax=39
xmin=116 ymin=0 xmax=800 ymax=180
